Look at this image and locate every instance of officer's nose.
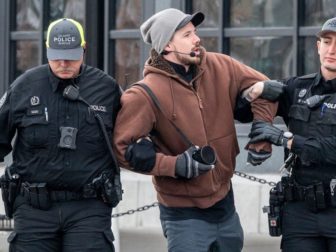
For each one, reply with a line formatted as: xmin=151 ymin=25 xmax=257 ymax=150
xmin=330 ymin=42 xmax=336 ymax=54
xmin=59 ymin=60 xmax=70 ymax=67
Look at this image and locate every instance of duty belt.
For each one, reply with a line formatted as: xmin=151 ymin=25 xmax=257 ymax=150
xmin=281 ymin=176 xmax=336 ymax=212
xmin=20 ymin=182 xmax=98 ymax=205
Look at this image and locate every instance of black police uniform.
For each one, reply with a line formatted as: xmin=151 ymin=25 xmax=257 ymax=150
xmin=277 ymin=72 xmax=336 ymax=252
xmin=0 ymin=64 xmax=121 ymax=251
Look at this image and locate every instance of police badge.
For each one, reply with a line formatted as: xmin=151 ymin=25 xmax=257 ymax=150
xmin=298 ymin=89 xmax=307 ymax=98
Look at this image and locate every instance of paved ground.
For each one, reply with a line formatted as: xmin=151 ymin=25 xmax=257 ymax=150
xmin=0 ymin=228 xmax=281 ymax=252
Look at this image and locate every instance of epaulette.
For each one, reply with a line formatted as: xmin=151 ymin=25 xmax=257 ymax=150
xmin=298 ymin=73 xmax=317 ymax=80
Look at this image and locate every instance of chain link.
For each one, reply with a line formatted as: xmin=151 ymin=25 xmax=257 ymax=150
xmin=112 ymin=202 xmax=159 ymax=218
xmin=111 ymin=171 xmax=277 ymax=218
xmin=234 ymin=170 xmax=277 ymax=187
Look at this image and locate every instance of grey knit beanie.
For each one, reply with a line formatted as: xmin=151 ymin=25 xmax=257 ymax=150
xmin=140 ymin=8 xmax=204 ymax=54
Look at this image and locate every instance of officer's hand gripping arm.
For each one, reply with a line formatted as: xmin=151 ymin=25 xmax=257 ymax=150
xmin=248 ymin=121 xmax=291 ymax=148
xmin=260 ymin=80 xmax=286 ymax=101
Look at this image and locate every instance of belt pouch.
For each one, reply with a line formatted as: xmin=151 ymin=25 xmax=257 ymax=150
xmin=28 ymin=183 xmax=40 ymax=208
xmin=26 ymin=183 xmax=51 ymax=210
xmin=285 ymin=183 xmax=294 ymax=201
xmin=315 ymin=184 xmax=326 ymax=210
xmin=36 ymin=183 xmax=51 ymax=210
xmin=304 ymin=186 xmax=317 ymax=212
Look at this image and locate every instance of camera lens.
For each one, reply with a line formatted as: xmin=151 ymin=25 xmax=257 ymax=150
xmin=193 ymin=145 xmax=216 ymax=165
xmin=63 ymin=135 xmax=72 ymax=146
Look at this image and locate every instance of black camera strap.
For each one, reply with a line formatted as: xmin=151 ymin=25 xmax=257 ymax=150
xmin=63 ymin=85 xmax=120 ymax=175
xmin=135 ymin=83 xmax=193 ymax=147
xmin=93 ymin=113 xmax=120 ymax=175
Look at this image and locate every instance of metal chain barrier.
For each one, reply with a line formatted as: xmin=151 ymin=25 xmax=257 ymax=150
xmin=234 ymin=170 xmax=277 ymax=187
xmin=111 ymin=171 xmax=277 ymax=218
xmin=112 ymin=202 xmax=159 ymax=218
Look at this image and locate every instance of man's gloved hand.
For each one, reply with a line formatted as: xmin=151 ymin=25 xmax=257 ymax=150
xmin=125 ymin=138 xmax=156 ymax=172
xmin=248 ymin=121 xmax=291 ymax=147
xmin=247 ymin=149 xmax=272 ymax=166
xmin=260 ymin=80 xmax=285 ymax=101
xmin=175 ymin=146 xmax=214 ymax=179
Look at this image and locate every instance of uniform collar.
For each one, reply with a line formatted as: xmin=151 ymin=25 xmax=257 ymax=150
xmin=312 ymin=71 xmax=323 ymax=87
xmin=314 ymin=71 xmax=336 ymax=93
xmin=48 ymin=65 xmax=85 ymax=92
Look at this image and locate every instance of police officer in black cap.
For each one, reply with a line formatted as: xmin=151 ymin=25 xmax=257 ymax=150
xmin=242 ymin=17 xmax=336 ymax=251
xmin=0 ymin=18 xmax=121 ymax=251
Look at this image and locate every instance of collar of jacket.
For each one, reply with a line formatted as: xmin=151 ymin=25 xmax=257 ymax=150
xmin=48 ymin=64 xmax=85 ymax=92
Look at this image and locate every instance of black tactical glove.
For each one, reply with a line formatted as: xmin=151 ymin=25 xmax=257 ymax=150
xmin=125 ymin=138 xmax=156 ymax=172
xmin=247 ymin=149 xmax=272 ymax=166
xmin=248 ymin=121 xmax=293 ymax=148
xmin=261 ymin=80 xmax=285 ymax=101
xmin=175 ymin=146 xmax=214 ymax=179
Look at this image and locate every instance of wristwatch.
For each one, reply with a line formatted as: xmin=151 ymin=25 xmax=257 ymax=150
xmin=282 ymin=131 xmax=293 ymax=148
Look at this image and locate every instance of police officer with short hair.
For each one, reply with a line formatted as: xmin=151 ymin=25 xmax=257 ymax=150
xmin=246 ymin=17 xmax=336 ymax=252
xmin=0 ymin=18 xmax=121 ymax=251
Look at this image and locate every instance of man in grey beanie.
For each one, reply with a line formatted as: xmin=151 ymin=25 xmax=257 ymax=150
xmin=114 ymin=8 xmax=277 ymax=252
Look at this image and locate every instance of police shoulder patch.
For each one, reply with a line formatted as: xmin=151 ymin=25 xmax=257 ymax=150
xmin=0 ymin=92 xmax=7 ymax=109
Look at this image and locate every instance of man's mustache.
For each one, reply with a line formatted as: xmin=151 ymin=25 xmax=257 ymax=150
xmin=57 ymin=68 xmax=75 ymax=72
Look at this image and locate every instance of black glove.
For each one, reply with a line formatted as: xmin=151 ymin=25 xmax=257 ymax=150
xmin=261 ymin=80 xmax=285 ymax=101
xmin=248 ymin=121 xmax=284 ymax=146
xmin=175 ymin=146 xmax=214 ymax=179
xmin=247 ymin=149 xmax=272 ymax=166
xmin=125 ymin=138 xmax=156 ymax=172
xmin=248 ymin=121 xmax=293 ymax=148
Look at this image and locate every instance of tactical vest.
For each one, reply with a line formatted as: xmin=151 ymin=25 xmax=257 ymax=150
xmin=288 ymin=73 xmax=336 ymax=185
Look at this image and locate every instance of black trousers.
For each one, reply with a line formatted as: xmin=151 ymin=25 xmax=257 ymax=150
xmin=8 ymin=195 xmax=114 ymax=252
xmin=281 ymin=201 xmax=336 ymax=252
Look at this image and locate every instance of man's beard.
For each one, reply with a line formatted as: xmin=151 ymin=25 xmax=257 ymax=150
xmin=176 ymin=52 xmax=200 ymax=65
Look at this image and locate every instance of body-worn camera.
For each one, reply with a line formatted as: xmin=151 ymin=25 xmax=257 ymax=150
xmin=192 ymin=145 xmax=217 ymax=165
xmin=59 ymin=126 xmax=78 ymax=150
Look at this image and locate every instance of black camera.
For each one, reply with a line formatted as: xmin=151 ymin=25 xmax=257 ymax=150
xmin=192 ymin=145 xmax=216 ymax=165
xmin=59 ymin=126 xmax=78 ymax=150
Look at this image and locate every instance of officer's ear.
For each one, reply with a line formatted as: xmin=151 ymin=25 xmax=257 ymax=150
xmin=82 ymin=43 xmax=87 ymax=54
xmin=81 ymin=44 xmax=87 ymax=63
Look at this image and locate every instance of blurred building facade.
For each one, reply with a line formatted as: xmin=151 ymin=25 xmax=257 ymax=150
xmin=1 ymin=0 xmax=335 ymax=93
